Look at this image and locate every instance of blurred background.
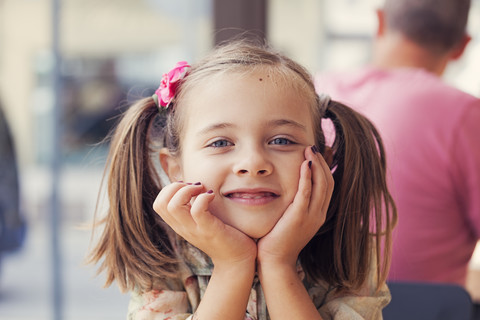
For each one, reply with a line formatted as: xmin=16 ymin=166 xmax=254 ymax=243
xmin=0 ymin=0 xmax=479 ymax=319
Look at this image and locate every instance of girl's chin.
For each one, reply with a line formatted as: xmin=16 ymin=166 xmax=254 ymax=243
xmin=210 ymin=208 xmax=279 ymax=239
xmin=239 ymin=227 xmax=273 ymax=240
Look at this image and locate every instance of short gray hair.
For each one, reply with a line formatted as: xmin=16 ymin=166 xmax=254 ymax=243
xmin=384 ymin=0 xmax=470 ymax=52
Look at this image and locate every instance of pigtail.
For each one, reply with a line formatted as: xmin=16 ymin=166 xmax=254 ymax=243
xmin=301 ymin=100 xmax=397 ymax=293
xmin=88 ymin=98 xmax=177 ymax=293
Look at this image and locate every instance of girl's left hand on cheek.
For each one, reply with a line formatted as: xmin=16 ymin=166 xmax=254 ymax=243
xmin=257 ymin=145 xmax=334 ymax=267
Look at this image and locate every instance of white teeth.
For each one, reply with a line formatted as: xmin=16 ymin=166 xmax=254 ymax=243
xmin=229 ymin=192 xmax=273 ymax=199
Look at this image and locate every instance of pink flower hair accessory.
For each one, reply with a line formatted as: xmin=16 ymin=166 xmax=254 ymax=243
xmin=153 ymin=61 xmax=190 ymax=110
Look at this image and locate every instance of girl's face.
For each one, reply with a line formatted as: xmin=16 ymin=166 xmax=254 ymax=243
xmin=164 ymin=69 xmax=316 ymax=239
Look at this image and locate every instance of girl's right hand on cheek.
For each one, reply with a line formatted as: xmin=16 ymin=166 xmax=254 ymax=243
xmin=153 ymin=182 xmax=257 ymax=267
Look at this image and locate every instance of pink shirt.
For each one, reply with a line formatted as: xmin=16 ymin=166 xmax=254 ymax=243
xmin=315 ymin=67 xmax=480 ymax=287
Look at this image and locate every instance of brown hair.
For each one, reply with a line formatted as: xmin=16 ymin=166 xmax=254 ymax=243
xmin=87 ymin=99 xmax=179 ymax=292
xmin=88 ymin=40 xmax=397 ymax=294
xmin=301 ymin=100 xmax=396 ymax=292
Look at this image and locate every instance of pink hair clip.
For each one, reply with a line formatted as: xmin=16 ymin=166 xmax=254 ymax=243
xmin=153 ymin=61 xmax=190 ymax=110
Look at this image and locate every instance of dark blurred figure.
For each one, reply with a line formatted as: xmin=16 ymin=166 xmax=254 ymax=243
xmin=0 ymin=102 xmax=26 ymax=276
xmin=315 ymin=0 xmax=480 ymax=288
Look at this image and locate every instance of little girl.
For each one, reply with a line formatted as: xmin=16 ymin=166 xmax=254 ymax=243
xmin=89 ymin=40 xmax=397 ymax=319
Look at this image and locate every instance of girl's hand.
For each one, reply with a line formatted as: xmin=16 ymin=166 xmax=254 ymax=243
xmin=153 ymin=182 xmax=257 ymax=267
xmin=257 ymin=146 xmax=334 ymax=267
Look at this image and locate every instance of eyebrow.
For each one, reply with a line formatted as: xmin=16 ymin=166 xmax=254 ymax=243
xmin=267 ymin=119 xmax=307 ymax=131
xmin=197 ymin=118 xmax=307 ymax=136
xmin=197 ymin=123 xmax=235 ymax=136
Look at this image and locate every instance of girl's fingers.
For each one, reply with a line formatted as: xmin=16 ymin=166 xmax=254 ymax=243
xmin=308 ymin=146 xmax=334 ymax=216
xmin=290 ymin=159 xmax=313 ymax=214
xmin=292 ymin=146 xmax=335 ymax=221
xmin=153 ymin=181 xmax=187 ymax=211
xmin=153 ymin=182 xmax=205 ymax=229
xmin=273 ymin=158 xmax=313 ymax=236
xmin=153 ymin=181 xmax=188 ymax=225
xmin=167 ymin=183 xmax=204 ymax=211
xmin=190 ymin=191 xmax=216 ymax=227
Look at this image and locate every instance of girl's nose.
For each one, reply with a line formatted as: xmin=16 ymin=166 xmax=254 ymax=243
xmin=233 ymin=150 xmax=273 ymax=177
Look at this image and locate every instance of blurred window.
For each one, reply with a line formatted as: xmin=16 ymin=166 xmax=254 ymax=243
xmin=1 ymin=0 xmax=213 ymax=167
xmin=268 ymin=0 xmax=379 ymax=72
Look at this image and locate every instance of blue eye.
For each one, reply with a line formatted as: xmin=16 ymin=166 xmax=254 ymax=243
xmin=270 ymin=137 xmax=292 ymax=145
xmin=209 ymin=140 xmax=232 ymax=148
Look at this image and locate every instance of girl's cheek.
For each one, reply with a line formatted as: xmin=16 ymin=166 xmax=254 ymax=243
xmin=206 ymin=202 xmax=226 ymax=221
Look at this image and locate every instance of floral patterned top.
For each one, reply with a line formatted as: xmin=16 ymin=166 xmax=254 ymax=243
xmin=127 ymin=236 xmax=391 ymax=320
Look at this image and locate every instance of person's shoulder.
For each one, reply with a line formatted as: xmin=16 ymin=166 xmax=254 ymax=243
xmin=378 ymin=68 xmax=480 ymax=110
xmin=403 ymin=68 xmax=477 ymax=99
xmin=314 ymin=67 xmax=379 ymax=97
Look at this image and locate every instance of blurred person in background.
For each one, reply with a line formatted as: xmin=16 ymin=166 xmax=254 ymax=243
xmin=0 ymin=101 xmax=26 ymax=278
xmin=315 ymin=0 xmax=480 ymax=289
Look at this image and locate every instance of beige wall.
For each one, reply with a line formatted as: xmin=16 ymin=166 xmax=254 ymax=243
xmin=268 ymin=0 xmax=326 ymax=71
xmin=1 ymin=0 xmax=50 ymax=165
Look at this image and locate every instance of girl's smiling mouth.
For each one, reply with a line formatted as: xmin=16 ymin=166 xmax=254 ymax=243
xmin=223 ymin=189 xmax=280 ymax=205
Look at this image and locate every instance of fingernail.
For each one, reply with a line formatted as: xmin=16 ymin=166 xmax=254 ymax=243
xmin=308 ymin=160 xmax=312 ymax=169
xmin=194 ymin=182 xmax=201 ymax=185
xmin=207 ymin=190 xmax=214 ymax=194
xmin=311 ymin=145 xmax=318 ymax=154
xmin=177 ymin=180 xmax=184 ymax=183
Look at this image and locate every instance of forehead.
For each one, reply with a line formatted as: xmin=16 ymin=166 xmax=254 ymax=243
xmin=178 ymin=68 xmax=316 ymax=135
xmin=180 ymin=65 xmax=314 ymax=110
